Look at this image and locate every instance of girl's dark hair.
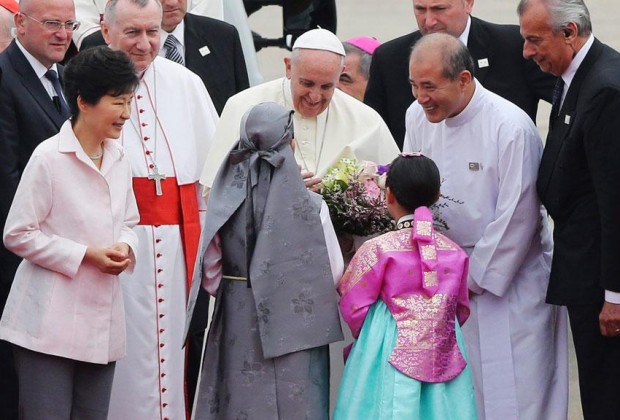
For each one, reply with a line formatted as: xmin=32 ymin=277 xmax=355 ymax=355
xmin=385 ymin=154 xmax=441 ymax=212
xmin=63 ymin=46 xmax=139 ymax=118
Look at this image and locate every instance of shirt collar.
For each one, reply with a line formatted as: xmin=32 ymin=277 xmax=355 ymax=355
xmin=15 ymin=38 xmax=58 ymax=78
xmin=561 ymin=34 xmax=594 ymax=95
xmin=459 ymin=16 xmax=472 ymax=46
xmin=397 ymin=214 xmax=415 ymax=225
xmin=160 ymin=19 xmax=185 ymax=56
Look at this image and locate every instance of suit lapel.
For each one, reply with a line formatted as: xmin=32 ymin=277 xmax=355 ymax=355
xmin=183 ymin=15 xmax=212 ymax=76
xmin=467 ymin=17 xmax=492 ymax=83
xmin=537 ymin=39 xmax=604 ymax=198
xmin=8 ymin=42 xmax=66 ymax=129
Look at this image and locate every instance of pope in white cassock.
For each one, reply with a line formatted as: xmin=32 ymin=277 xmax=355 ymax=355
xmin=199 ymin=28 xmax=399 ymax=411
xmin=403 ymin=34 xmax=568 ymax=420
xmin=100 ymin=0 xmax=218 ymax=419
xmin=200 ymin=28 xmax=399 ymax=190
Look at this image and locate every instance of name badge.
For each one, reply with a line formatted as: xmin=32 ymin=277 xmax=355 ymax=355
xmin=478 ymin=58 xmax=489 ymax=68
xmin=199 ymin=46 xmax=211 ymax=57
xmin=469 ymin=162 xmax=481 ymax=171
xmin=564 ymin=115 xmax=571 ymax=125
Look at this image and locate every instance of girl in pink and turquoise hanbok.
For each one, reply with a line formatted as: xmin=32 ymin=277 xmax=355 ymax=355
xmin=334 ymin=154 xmax=477 ymax=419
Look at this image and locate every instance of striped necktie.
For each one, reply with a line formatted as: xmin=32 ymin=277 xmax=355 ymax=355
xmin=164 ymin=34 xmax=184 ymax=65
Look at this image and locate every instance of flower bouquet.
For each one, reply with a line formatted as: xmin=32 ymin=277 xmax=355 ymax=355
xmin=321 ymin=158 xmax=395 ymax=237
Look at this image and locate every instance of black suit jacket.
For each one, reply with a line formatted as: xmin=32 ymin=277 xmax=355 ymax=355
xmin=183 ymin=13 xmax=249 ymax=114
xmin=80 ymin=13 xmax=249 ymax=115
xmin=538 ymin=39 xmax=620 ymax=305
xmin=0 ymin=41 xmax=68 ymax=309
xmin=364 ymin=16 xmax=556 ymax=148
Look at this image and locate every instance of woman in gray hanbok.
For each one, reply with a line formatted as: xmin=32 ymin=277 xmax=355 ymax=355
xmin=185 ymin=102 xmax=344 ymax=419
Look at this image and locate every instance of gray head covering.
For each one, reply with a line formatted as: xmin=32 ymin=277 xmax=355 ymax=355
xmin=185 ymin=102 xmax=342 ymax=358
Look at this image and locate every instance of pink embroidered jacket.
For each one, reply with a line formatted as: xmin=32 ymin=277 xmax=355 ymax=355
xmin=337 ymin=207 xmax=470 ymax=383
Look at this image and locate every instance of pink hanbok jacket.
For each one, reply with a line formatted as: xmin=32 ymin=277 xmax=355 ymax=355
xmin=337 ymin=207 xmax=470 ymax=383
xmin=0 ymin=121 xmax=139 ymax=364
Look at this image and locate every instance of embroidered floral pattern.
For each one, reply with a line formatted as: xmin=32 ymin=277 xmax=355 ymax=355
xmin=292 ymin=292 xmax=314 ymax=315
xmin=257 ymin=301 xmax=271 ymax=324
xmin=241 ymin=360 xmax=264 ymax=384
xmin=231 ymin=166 xmax=245 ymax=189
xmin=291 ymin=196 xmax=314 ymax=223
xmin=415 ymin=220 xmax=432 ymax=237
xmin=390 ymin=294 xmax=466 ymax=382
xmin=423 ymin=271 xmax=438 ymax=288
xmin=337 ymin=230 xmax=412 ymax=295
xmin=420 ymin=244 xmax=437 ymax=260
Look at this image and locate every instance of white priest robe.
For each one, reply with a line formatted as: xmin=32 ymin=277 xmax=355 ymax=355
xmin=403 ymin=81 xmax=568 ymax=420
xmin=107 ymin=57 xmax=218 ymax=420
xmin=200 ymin=78 xmax=399 ymax=188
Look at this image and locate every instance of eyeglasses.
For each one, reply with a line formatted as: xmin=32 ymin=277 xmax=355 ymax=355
xmin=20 ymin=13 xmax=81 ymax=32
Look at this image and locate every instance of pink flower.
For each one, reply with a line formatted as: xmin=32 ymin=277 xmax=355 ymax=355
xmin=364 ymin=179 xmax=381 ymax=199
xmin=359 ymin=161 xmax=378 ymax=182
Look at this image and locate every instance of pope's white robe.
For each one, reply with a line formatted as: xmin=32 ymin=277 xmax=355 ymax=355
xmin=200 ymin=78 xmax=399 ymax=188
xmin=107 ymin=57 xmax=218 ymax=420
xmin=404 ymin=82 xmax=568 ymax=420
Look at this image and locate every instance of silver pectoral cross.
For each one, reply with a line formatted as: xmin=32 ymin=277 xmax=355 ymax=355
xmin=148 ymin=165 xmax=166 ymax=196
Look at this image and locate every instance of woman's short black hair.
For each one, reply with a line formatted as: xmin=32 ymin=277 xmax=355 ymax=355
xmin=63 ymin=46 xmax=139 ymax=118
xmin=385 ymin=154 xmax=441 ymax=212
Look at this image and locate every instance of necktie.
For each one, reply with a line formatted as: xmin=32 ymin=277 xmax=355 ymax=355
xmin=45 ymin=69 xmax=70 ymax=119
xmin=164 ymin=34 xmax=184 ymax=66
xmin=549 ymin=77 xmax=565 ymax=131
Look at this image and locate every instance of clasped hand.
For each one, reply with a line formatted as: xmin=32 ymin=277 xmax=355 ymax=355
xmin=84 ymin=243 xmax=131 ymax=275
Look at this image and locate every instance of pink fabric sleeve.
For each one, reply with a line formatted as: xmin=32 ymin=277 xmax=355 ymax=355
xmin=337 ymin=242 xmax=383 ymax=338
xmin=456 ymin=254 xmax=471 ymax=326
xmin=202 ymin=233 xmax=223 ymax=296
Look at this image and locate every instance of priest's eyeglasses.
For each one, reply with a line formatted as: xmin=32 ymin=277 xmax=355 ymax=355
xmin=20 ymin=13 xmax=81 ymax=32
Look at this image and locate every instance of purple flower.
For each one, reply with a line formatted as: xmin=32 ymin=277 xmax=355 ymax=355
xmin=377 ymin=164 xmax=390 ymax=175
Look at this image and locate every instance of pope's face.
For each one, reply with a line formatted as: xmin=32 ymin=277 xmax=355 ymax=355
xmin=409 ymin=50 xmax=470 ymax=123
xmin=412 ymin=0 xmax=474 ymax=37
xmin=161 ymin=0 xmax=187 ymax=32
xmin=285 ymin=49 xmax=344 ymax=118
xmin=102 ymin=0 xmax=162 ymax=73
xmin=519 ymin=1 xmax=573 ymax=76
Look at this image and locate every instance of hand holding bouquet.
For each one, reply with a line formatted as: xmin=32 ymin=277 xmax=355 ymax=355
xmin=321 ymin=158 xmax=394 ymax=237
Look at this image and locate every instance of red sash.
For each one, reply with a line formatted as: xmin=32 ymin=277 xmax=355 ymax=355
xmin=133 ymin=177 xmax=200 ymax=291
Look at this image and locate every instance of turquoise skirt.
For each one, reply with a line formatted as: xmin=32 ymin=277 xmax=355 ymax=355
xmin=334 ymin=300 xmax=478 ymax=420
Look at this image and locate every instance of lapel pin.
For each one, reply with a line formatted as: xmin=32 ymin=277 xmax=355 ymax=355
xmin=199 ymin=46 xmax=211 ymax=57
xmin=564 ymin=115 xmax=571 ymax=125
xmin=478 ymin=58 xmax=489 ymax=68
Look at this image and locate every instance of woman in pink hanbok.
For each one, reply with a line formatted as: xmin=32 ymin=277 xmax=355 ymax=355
xmin=334 ymin=154 xmax=477 ymax=419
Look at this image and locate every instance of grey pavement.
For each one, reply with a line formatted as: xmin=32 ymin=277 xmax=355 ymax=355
xmin=246 ymin=2 xmax=620 ymax=419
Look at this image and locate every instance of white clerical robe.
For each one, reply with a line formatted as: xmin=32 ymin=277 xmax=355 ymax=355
xmin=404 ymin=81 xmax=568 ymax=420
xmin=200 ymin=77 xmax=399 ymax=188
xmin=107 ymin=57 xmax=218 ymax=420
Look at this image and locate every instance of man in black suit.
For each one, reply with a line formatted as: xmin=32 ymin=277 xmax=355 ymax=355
xmin=519 ymin=0 xmax=620 ymax=419
xmin=160 ymin=0 xmax=249 ymax=114
xmin=0 ymin=0 xmax=75 ymax=418
xmin=81 ymin=0 xmax=249 ymax=115
xmin=365 ymin=0 xmax=555 ymax=149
